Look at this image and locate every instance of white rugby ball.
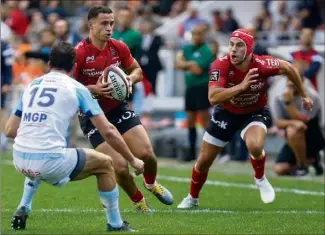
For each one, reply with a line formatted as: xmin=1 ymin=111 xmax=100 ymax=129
xmin=102 ymin=65 xmax=129 ymax=101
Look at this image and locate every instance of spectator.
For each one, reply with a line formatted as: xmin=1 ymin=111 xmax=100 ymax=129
xmin=211 ymin=10 xmax=223 ymax=32
xmin=1 ymin=5 xmax=13 ymax=42
xmin=26 ymin=10 xmax=47 ymax=50
xmin=46 ymin=12 xmax=60 ymax=28
xmin=276 ymin=21 xmax=290 ymax=44
xmin=272 ymin=65 xmax=324 ymax=176
xmin=297 ymin=0 xmax=322 ymax=29
xmin=222 ymin=8 xmax=239 ymax=34
xmin=113 ymin=6 xmax=142 ymax=60
xmin=178 ymin=5 xmax=206 ymax=43
xmin=112 ymin=6 xmax=143 ymax=114
xmin=289 ymin=28 xmax=323 ymax=90
xmin=175 ymin=24 xmax=213 ymax=161
xmin=246 ymin=24 xmax=268 ymax=56
xmin=134 ymin=5 xmax=162 ymax=31
xmin=41 ymin=0 xmax=66 ymax=19
xmin=54 ymin=19 xmax=82 ymax=46
xmin=0 ymin=40 xmax=13 ymax=152
xmin=139 ymin=21 xmax=164 ymax=95
xmin=5 ymin=0 xmax=29 ymax=36
xmin=254 ymin=6 xmax=273 ymax=33
xmin=39 ymin=27 xmax=56 ymax=56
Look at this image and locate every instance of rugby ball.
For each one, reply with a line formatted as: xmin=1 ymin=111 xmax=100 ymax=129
xmin=102 ymin=65 xmax=129 ymax=101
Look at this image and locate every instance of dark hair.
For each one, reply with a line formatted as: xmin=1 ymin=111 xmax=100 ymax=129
xmin=88 ymin=6 xmax=113 ymax=21
xmin=49 ymin=41 xmax=76 ymax=72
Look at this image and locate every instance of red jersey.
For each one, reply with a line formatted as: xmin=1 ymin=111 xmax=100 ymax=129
xmin=209 ymin=54 xmax=280 ymax=114
xmin=73 ymin=38 xmax=135 ymax=113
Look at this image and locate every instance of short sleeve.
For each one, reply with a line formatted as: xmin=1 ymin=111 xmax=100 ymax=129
xmin=260 ymin=56 xmax=281 ymax=77
xmin=117 ymin=40 xmax=135 ymax=69
xmin=72 ymin=42 xmax=85 ymax=80
xmin=208 ymin=57 xmax=229 ymax=88
xmin=76 ymin=87 xmax=103 ymax=117
xmin=12 ymin=92 xmax=23 ymax=117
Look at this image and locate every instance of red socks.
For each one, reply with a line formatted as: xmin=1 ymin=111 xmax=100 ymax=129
xmin=130 ymin=188 xmax=144 ymax=203
xmin=190 ymin=166 xmax=208 ymax=199
xmin=250 ymin=154 xmax=266 ymax=179
xmin=143 ymin=172 xmax=157 ymax=185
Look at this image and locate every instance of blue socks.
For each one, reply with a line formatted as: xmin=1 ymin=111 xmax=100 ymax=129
xmin=18 ymin=178 xmax=41 ymax=213
xmin=98 ymin=186 xmax=123 ymax=228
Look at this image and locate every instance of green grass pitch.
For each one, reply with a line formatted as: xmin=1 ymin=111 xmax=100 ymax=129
xmin=1 ymin=152 xmax=324 ymax=234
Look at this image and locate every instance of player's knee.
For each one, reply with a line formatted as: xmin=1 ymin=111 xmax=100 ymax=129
xmin=246 ymin=139 xmax=263 ymax=158
xmin=137 ymin=145 xmax=154 ymax=162
xmin=101 ymin=155 xmax=114 ymax=171
xmin=286 ymin=126 xmax=303 ymax=141
xmin=115 ymin=165 xmax=132 ymax=182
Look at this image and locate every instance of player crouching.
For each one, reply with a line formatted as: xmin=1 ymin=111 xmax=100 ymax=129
xmin=178 ymin=29 xmax=313 ymax=208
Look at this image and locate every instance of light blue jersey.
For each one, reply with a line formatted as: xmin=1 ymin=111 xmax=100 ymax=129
xmin=12 ymin=71 xmax=103 ymax=153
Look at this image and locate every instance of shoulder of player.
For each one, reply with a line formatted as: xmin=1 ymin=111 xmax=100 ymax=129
xmin=211 ymin=54 xmax=230 ymax=68
xmin=109 ymin=38 xmax=128 ymax=48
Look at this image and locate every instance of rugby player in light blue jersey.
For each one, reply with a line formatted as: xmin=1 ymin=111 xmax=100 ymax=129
xmin=5 ymin=41 xmax=144 ymax=232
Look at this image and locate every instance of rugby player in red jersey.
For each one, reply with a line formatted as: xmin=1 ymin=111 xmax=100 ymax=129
xmin=178 ymin=29 xmax=313 ymax=208
xmin=73 ymin=6 xmax=173 ymax=213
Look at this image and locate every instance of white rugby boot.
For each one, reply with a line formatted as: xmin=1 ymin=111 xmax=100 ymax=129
xmin=255 ymin=176 xmax=275 ymax=204
xmin=177 ymin=194 xmax=198 ymax=209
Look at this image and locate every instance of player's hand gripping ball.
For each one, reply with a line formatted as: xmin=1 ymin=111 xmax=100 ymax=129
xmin=102 ymin=65 xmax=129 ymax=101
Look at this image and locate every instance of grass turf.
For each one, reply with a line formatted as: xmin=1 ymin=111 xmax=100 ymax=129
xmin=1 ymin=152 xmax=324 ymax=234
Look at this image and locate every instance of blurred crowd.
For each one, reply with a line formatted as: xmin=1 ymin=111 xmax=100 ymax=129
xmin=1 ymin=0 xmax=324 ymax=175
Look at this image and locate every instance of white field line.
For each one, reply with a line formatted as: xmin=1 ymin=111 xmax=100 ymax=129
xmin=1 ymin=160 xmax=323 ymax=197
xmin=156 ymin=175 xmax=324 ymax=197
xmin=2 ymin=208 xmax=324 ymax=214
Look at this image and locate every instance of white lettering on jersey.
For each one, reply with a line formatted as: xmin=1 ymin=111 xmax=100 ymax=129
xmin=255 ymin=58 xmax=265 ymax=65
xmin=266 ymin=58 xmax=280 ymax=67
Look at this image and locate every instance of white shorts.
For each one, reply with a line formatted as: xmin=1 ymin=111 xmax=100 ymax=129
xmin=13 ymin=148 xmax=86 ymax=187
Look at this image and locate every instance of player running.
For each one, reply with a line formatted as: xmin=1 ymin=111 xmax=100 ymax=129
xmin=6 ymin=41 xmax=144 ymax=232
xmin=177 ymin=29 xmax=313 ymax=208
xmin=73 ymin=6 xmax=172 ymax=213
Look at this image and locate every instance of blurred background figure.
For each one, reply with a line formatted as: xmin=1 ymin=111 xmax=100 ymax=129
xmin=112 ymin=5 xmax=143 ymax=114
xmin=54 ymin=19 xmax=81 ymax=46
xmin=178 ymin=4 xmax=206 ymax=45
xmin=139 ymin=21 xmax=164 ymax=95
xmin=289 ymin=28 xmax=323 ymax=90
xmin=272 ymin=63 xmax=324 ymax=176
xmin=5 ymin=0 xmax=29 ymax=37
xmin=221 ymin=8 xmax=239 ymax=33
xmin=175 ymin=24 xmax=213 ymax=161
xmin=0 ymin=40 xmax=13 ymax=152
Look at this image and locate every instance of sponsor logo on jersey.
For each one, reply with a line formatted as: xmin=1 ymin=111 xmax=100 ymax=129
xmin=23 ymin=112 xmax=47 ymax=122
xmin=210 ymin=70 xmax=220 ymax=81
xmin=111 ymin=49 xmax=117 ymax=57
xmin=82 ymin=68 xmax=103 ymax=77
xmin=85 ymin=55 xmax=95 ymax=63
xmin=266 ymin=58 xmax=280 ymax=67
xmin=250 ymin=81 xmax=264 ymax=91
xmin=255 ymin=58 xmax=265 ymax=65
